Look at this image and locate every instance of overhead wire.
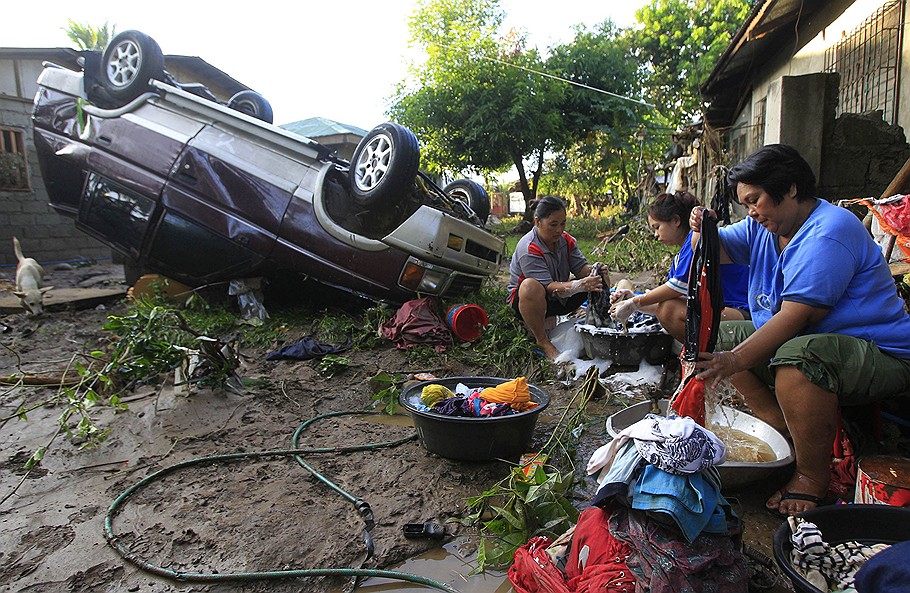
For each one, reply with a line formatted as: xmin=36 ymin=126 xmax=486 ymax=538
xmin=429 ymin=40 xmax=657 ymax=110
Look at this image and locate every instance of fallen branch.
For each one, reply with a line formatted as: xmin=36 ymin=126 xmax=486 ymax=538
xmin=0 ymin=374 xmax=82 ymax=386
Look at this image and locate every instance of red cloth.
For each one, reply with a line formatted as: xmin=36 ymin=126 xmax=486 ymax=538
xmin=829 ymin=409 xmax=857 ymax=500
xmin=379 ymin=297 xmax=452 ymax=352
xmin=509 ymin=537 xmax=571 ymax=593
xmin=508 ymin=507 xmax=637 ymax=593
xmin=565 ymin=507 xmax=635 ymax=593
xmin=671 ymin=375 xmax=707 ymax=427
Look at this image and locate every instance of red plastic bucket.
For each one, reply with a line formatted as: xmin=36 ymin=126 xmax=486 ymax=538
xmin=445 ymin=304 xmax=488 ymax=342
xmin=854 ymin=455 xmax=910 ymax=506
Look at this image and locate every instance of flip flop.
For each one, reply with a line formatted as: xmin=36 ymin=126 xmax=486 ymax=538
xmin=766 ymin=490 xmax=824 ymax=519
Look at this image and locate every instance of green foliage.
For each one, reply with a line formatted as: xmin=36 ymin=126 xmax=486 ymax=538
xmin=391 ymin=0 xmax=563 ymax=191
xmin=633 ymin=0 xmax=753 ymax=121
xmin=316 ymin=354 xmax=351 ymax=378
xmin=368 ymin=372 xmax=404 ymax=415
xmin=461 ymin=368 xmax=603 ymax=572
xmin=103 ymin=299 xmax=242 ymax=392
xmin=63 ymin=20 xmax=116 ymax=51
xmin=590 ymin=218 xmax=675 ymax=278
xmin=463 ymin=464 xmax=577 ymax=570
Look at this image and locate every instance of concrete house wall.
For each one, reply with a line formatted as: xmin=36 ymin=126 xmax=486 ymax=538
xmin=0 ymin=51 xmax=111 ymax=267
xmin=703 ymin=0 xmax=910 ymax=201
xmin=0 ymin=48 xmax=257 ymax=268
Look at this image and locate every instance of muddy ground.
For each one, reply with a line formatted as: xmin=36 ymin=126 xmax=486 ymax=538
xmin=0 ymin=261 xmax=801 ymax=593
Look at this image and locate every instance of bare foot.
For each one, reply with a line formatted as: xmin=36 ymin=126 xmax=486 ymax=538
xmin=539 ymin=342 xmax=561 ymax=362
xmin=766 ymin=472 xmax=828 ymax=516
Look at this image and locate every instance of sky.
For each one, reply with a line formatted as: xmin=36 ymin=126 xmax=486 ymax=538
xmin=5 ymin=0 xmax=648 ymax=129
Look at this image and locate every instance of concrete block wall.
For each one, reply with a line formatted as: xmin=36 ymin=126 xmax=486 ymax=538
xmin=0 ymin=94 xmax=111 ymax=269
xmin=819 ymin=111 xmax=910 ymax=201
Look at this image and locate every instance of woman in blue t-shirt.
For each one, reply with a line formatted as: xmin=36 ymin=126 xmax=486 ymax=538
xmin=610 ymin=191 xmax=750 ymax=343
xmin=692 ymin=144 xmax=910 ymax=517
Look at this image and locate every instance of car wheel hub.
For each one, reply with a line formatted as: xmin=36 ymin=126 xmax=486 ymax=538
xmin=106 ymin=40 xmax=142 ymax=88
xmin=354 ymin=134 xmax=392 ymax=190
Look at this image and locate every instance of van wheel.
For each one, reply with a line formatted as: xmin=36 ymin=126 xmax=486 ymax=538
xmin=101 ymin=30 xmax=165 ymax=105
xmin=349 ymin=123 xmax=420 ymax=210
xmin=228 ymin=90 xmax=274 ymax=124
xmin=444 ymin=179 xmax=491 ymax=224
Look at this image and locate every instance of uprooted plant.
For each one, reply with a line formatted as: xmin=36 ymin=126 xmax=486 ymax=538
xmin=0 ymin=297 xmax=246 ymax=506
xmin=459 ymin=366 xmax=604 ymax=572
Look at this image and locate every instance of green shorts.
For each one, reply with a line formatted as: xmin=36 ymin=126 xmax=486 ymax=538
xmin=715 ymin=320 xmax=910 ymax=405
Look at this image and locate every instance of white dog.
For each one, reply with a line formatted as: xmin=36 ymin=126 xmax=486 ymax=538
xmin=13 ymin=237 xmax=52 ymax=316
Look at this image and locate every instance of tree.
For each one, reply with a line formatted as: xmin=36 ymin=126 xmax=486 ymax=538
xmin=63 ymin=20 xmax=117 ymax=51
xmin=542 ymin=21 xmax=655 ymax=207
xmin=388 ymin=0 xmax=565 ymax=215
xmin=633 ymin=0 xmax=753 ymax=121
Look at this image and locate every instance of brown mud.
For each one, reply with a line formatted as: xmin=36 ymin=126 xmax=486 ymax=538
xmin=1 ymin=262 xmax=796 ymax=593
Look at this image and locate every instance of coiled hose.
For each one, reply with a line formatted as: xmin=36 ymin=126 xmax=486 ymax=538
xmin=104 ymin=410 xmax=460 ymax=593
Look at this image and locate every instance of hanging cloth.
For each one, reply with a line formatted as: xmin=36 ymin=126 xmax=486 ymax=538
xmin=671 ymin=214 xmax=723 ymax=426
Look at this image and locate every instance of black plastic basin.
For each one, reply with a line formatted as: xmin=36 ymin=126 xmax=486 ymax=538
xmin=772 ymin=504 xmax=910 ymax=593
xmin=399 ymin=377 xmax=550 ymax=461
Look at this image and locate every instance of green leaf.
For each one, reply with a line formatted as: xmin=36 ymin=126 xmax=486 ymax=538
xmin=24 ymin=447 xmax=46 ymax=470
xmin=490 ymin=505 xmax=524 ymax=530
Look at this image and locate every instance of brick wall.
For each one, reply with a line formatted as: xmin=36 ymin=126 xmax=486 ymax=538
xmin=0 ymin=94 xmax=111 ymax=268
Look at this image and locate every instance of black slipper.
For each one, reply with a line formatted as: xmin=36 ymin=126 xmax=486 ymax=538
xmin=766 ymin=491 xmax=824 ymax=519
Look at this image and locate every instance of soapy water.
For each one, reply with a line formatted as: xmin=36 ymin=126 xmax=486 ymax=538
xmin=576 ymin=310 xmax=665 ymax=335
xmin=549 ymin=317 xmax=666 ymax=384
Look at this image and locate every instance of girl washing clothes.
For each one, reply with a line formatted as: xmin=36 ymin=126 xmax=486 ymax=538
xmin=610 ymin=191 xmax=750 ymax=343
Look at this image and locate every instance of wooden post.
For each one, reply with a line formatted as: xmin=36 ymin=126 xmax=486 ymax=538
xmin=879 ymin=155 xmax=910 ymax=261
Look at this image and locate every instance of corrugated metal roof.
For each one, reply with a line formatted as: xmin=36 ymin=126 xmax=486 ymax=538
xmin=281 ymin=117 xmax=368 ymax=139
xmin=700 ymin=0 xmax=854 ymax=127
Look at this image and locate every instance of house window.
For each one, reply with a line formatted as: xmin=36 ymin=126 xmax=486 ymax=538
xmin=824 ymin=0 xmax=904 ymax=124
xmin=0 ymin=127 xmax=29 ymax=191
xmin=752 ymin=97 xmax=766 ymax=154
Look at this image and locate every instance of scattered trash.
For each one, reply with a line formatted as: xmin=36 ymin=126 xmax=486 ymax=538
xmin=229 ymin=278 xmax=269 ymax=322
xmin=402 ymin=522 xmax=447 ymax=540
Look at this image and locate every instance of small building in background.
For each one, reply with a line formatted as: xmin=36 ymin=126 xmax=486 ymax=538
xmin=281 ymin=117 xmax=367 ymax=161
xmin=0 ymin=46 xmax=256 ymax=266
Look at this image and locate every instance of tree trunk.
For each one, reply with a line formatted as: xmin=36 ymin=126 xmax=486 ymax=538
xmin=512 ymin=148 xmax=536 ymax=224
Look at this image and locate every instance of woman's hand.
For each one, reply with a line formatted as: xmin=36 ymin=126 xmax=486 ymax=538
xmin=688 ymin=207 xmax=717 ymax=233
xmin=610 ymin=288 xmax=635 ymax=304
xmin=695 ymin=350 xmax=742 ymax=388
xmin=576 ymin=275 xmax=605 ymax=293
xmin=610 ymin=297 xmax=638 ymax=322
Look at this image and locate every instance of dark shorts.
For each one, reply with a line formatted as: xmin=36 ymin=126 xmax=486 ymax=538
xmin=511 ymin=288 xmax=587 ymax=320
xmin=715 ymin=320 xmax=910 ymax=405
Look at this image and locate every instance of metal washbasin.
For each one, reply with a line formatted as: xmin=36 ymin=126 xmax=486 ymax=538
xmin=605 ymin=399 xmax=794 ymax=489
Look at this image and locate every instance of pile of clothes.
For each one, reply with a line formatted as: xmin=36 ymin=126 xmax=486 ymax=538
xmin=417 ymin=376 xmax=537 ymax=418
xmin=786 ymin=516 xmax=903 ymax=593
xmin=509 ymin=413 xmax=750 ymax=593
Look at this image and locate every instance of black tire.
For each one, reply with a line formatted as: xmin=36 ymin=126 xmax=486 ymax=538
xmin=101 ymin=30 xmax=165 ymax=105
xmin=348 ymin=123 xmax=420 ymax=210
xmin=444 ymin=179 xmax=491 ymax=224
xmin=228 ymin=90 xmax=274 ymax=124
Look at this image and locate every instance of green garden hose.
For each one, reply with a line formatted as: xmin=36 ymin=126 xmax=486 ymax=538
xmin=104 ymin=410 xmax=460 ymax=593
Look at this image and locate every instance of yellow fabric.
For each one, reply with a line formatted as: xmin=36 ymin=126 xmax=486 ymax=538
xmin=421 ymin=384 xmax=455 ymax=407
xmin=480 ymin=376 xmax=537 ymax=412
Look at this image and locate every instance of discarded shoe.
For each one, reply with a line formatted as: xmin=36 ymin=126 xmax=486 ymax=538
xmin=403 ymin=521 xmax=447 ymax=540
